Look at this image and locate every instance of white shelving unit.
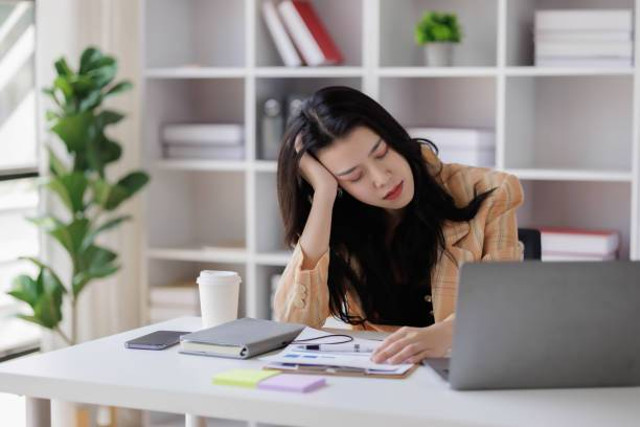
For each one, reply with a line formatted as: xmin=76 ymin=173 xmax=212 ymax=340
xmin=139 ymin=0 xmax=640 ymax=328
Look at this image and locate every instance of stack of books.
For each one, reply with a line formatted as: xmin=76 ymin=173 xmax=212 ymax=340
xmin=406 ymin=127 xmax=495 ymax=168
xmin=261 ymin=0 xmax=343 ymax=67
xmin=540 ymin=227 xmax=620 ymax=261
xmin=149 ymin=281 xmax=200 ymax=323
xmin=161 ymin=123 xmax=245 ymax=160
xmin=534 ymin=9 xmax=633 ymax=68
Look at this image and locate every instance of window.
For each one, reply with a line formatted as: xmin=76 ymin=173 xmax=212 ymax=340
xmin=0 ymin=0 xmax=40 ymax=360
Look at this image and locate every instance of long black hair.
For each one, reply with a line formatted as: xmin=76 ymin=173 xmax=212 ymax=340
xmin=277 ymin=86 xmax=493 ymax=326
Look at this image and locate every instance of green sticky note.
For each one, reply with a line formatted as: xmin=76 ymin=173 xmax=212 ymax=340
xmin=212 ymin=369 xmax=281 ymax=388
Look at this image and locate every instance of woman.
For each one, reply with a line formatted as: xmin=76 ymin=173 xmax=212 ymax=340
xmin=274 ymin=86 xmax=523 ymax=365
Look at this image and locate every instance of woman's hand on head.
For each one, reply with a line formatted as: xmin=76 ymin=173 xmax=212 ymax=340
xmin=294 ymin=134 xmax=339 ymax=198
xmin=370 ymin=318 xmax=454 ymax=365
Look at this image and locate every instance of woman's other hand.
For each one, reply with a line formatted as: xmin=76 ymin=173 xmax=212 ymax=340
xmin=370 ymin=318 xmax=454 ymax=364
xmin=295 ymin=134 xmax=339 ymax=197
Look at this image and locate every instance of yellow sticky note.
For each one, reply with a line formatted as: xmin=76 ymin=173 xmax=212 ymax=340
xmin=212 ymin=369 xmax=281 ymax=388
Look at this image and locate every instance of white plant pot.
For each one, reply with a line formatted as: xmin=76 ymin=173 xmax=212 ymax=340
xmin=424 ymin=43 xmax=455 ymax=67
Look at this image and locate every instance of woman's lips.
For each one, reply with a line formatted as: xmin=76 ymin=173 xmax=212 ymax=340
xmin=384 ymin=181 xmax=403 ymax=201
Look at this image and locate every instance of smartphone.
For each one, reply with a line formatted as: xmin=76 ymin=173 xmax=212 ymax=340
xmin=124 ymin=330 xmax=190 ymax=350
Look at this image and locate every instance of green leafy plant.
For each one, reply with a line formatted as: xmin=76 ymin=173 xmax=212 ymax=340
xmin=7 ymin=46 xmax=150 ymax=345
xmin=414 ymin=11 xmax=462 ymax=44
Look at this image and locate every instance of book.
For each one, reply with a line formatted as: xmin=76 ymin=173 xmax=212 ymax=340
xmin=179 ymin=317 xmax=306 ymax=359
xmin=540 ymin=227 xmax=619 ymax=256
xmin=406 ymin=127 xmax=495 ymax=167
xmin=149 ymin=306 xmax=199 ymax=323
xmin=535 ymin=10 xmax=633 ymax=32
xmin=292 ymin=0 xmax=343 ymax=65
xmin=162 ymin=124 xmax=244 ymax=145
xmin=278 ymin=0 xmax=342 ymax=66
xmin=535 ymin=30 xmax=632 ymax=43
xmin=162 ymin=144 xmax=245 ymax=160
xmin=542 ymin=252 xmax=617 ymax=262
xmin=261 ymin=0 xmax=303 ymax=67
xmin=212 ymin=369 xmax=281 ymax=388
xmin=535 ymin=41 xmax=633 ymax=58
xmin=535 ymin=56 xmax=633 ymax=68
xmin=150 ymin=282 xmax=199 ymax=307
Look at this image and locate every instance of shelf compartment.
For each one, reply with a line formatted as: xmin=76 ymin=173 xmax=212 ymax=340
xmin=154 ymin=160 xmax=248 ymax=172
xmin=379 ymin=0 xmax=498 ymax=67
xmin=504 ymin=75 xmax=633 ymax=171
xmin=379 ymin=76 xmax=496 ymax=131
xmin=147 ymin=171 xmax=246 ymax=251
xmin=255 ymin=0 xmax=363 ymax=67
xmin=255 ymin=76 xmax=362 ymax=160
xmin=144 ymin=78 xmax=246 ymax=164
xmin=506 ymin=0 xmax=635 ymax=67
xmin=145 ymin=0 xmax=245 ymax=68
xmin=504 ymin=67 xmax=634 ymax=77
xmin=255 ymin=172 xmax=288 ymax=254
xmin=518 ymin=180 xmax=631 ymax=259
xmin=146 ymin=259 xmax=248 ymax=321
xmin=377 ymin=67 xmax=498 ymax=78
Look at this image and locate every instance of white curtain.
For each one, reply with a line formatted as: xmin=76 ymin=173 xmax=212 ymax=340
xmin=38 ymin=0 xmax=144 ymax=425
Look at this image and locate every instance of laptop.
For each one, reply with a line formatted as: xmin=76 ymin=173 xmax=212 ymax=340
xmin=424 ymin=261 xmax=640 ymax=390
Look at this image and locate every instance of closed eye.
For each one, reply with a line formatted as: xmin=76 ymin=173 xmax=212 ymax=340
xmin=374 ymin=145 xmax=389 ymax=159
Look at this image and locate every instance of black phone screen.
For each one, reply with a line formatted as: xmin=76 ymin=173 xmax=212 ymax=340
xmin=124 ymin=330 xmax=190 ymax=350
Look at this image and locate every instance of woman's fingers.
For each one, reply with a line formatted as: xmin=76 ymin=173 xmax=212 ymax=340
xmin=371 ymin=328 xmax=408 ymax=361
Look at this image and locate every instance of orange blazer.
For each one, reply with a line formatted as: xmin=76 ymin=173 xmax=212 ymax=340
xmin=274 ymin=145 xmax=524 ymax=332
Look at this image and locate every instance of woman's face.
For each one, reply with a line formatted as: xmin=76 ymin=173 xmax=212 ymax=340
xmin=317 ymin=126 xmax=415 ymax=213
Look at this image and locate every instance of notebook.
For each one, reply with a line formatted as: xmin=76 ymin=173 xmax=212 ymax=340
xmin=179 ymin=317 xmax=306 ymax=359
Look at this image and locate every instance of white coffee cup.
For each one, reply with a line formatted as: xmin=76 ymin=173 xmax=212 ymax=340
xmin=197 ymin=270 xmax=241 ymax=328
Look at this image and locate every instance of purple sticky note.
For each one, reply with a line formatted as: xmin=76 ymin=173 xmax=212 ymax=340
xmin=257 ymin=374 xmax=326 ymax=393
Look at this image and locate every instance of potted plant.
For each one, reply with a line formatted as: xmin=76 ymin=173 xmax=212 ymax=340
xmin=414 ymin=11 xmax=462 ymax=67
xmin=7 ymin=46 xmax=150 ymax=346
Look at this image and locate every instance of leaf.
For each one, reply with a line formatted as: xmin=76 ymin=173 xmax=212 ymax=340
xmin=53 ymin=76 xmax=73 ymax=100
xmin=86 ymin=57 xmax=116 ymax=88
xmin=20 ymin=257 xmax=67 ymax=295
xmin=51 ymin=111 xmax=96 ymax=153
xmin=73 ymin=245 xmax=119 ymax=296
xmin=81 ymin=215 xmax=131 ymax=252
xmin=16 ymin=314 xmax=48 ymax=328
xmin=27 ymin=215 xmax=64 ymax=230
xmin=86 ymin=135 xmax=122 ymax=177
xmin=54 ymin=58 xmax=74 ymax=78
xmin=45 ymin=110 xmax=61 ymax=122
xmin=8 ymin=275 xmax=39 ymax=307
xmin=104 ymin=80 xmax=132 ymax=98
xmin=79 ymin=47 xmax=103 ymax=74
xmin=96 ymin=110 xmax=124 ymax=129
xmin=46 ymin=172 xmax=88 ymax=213
xmin=78 ymin=90 xmax=102 ymax=112
xmin=70 ymin=75 xmax=97 ymax=97
xmin=47 ymin=146 xmax=69 ymax=176
xmin=102 ymin=171 xmax=149 ymax=211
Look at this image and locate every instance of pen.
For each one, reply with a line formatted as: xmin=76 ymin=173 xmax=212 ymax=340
xmin=294 ymin=343 xmax=377 ymax=353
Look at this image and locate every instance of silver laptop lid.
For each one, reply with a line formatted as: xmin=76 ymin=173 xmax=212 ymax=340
xmin=449 ymin=261 xmax=640 ymax=390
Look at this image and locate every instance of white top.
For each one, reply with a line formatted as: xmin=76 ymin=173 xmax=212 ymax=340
xmin=0 ymin=317 xmax=638 ymax=427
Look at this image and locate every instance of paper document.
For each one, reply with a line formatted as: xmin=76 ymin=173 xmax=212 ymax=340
xmin=260 ymin=327 xmax=413 ymax=375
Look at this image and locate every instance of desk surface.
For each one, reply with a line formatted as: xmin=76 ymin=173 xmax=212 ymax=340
xmin=0 ymin=317 xmax=639 ymax=427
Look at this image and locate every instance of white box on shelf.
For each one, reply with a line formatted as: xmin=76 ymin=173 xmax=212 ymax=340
xmin=162 ymin=124 xmax=244 ymax=145
xmin=535 ymin=10 xmax=633 ymax=32
xmin=407 ymin=127 xmax=495 ymax=168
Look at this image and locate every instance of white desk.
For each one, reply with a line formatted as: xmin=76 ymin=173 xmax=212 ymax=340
xmin=0 ymin=317 xmax=639 ymax=427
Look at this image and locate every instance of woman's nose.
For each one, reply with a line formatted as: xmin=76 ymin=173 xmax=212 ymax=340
xmin=371 ymin=166 xmax=391 ymax=188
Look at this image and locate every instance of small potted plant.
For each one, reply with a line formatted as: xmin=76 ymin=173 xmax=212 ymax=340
xmin=415 ymin=11 xmax=462 ymax=67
